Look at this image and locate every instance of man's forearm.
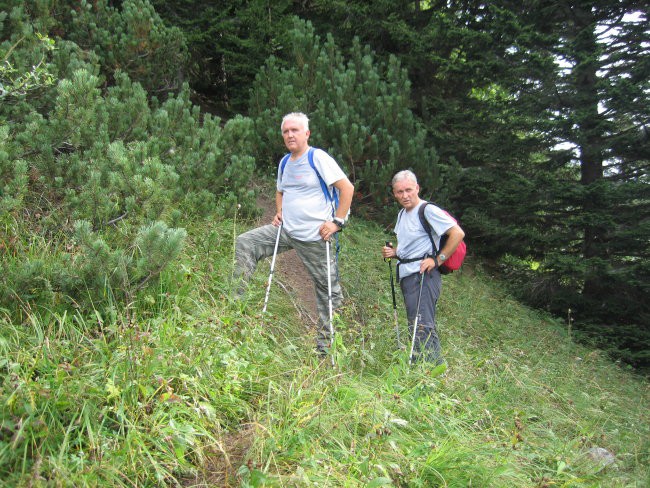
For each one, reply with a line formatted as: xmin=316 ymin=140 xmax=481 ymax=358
xmin=439 ymin=226 xmax=465 ymax=257
xmin=334 ymin=178 xmax=354 ymax=219
xmin=275 ymin=191 xmax=283 ymax=215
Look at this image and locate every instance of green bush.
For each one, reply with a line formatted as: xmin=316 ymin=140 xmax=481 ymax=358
xmin=149 ymin=89 xmax=259 ymax=218
xmin=67 ymin=0 xmax=189 ymax=94
xmin=0 ymin=1 xmax=260 ymax=319
xmin=0 ymin=127 xmax=29 ymax=214
xmin=249 ymin=18 xmax=458 ymax=219
xmin=0 ymin=219 xmax=188 ymax=319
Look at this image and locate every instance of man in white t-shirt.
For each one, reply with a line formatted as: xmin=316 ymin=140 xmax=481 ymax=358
xmin=234 ymin=112 xmax=354 ymax=355
xmin=381 ymin=170 xmax=465 ymax=364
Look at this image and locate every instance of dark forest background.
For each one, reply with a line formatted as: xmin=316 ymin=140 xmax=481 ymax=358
xmin=1 ymin=0 xmax=648 ymax=368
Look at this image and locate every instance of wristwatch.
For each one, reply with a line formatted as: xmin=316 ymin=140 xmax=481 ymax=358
xmin=438 ymin=253 xmax=447 ymax=262
xmin=333 ymin=217 xmax=346 ymax=230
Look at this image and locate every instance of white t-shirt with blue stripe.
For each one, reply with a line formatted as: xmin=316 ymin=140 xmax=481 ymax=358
xmin=277 ymin=147 xmax=346 ymax=241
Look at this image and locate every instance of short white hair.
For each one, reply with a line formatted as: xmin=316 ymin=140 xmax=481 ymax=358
xmin=392 ymin=170 xmax=418 ymax=187
xmin=281 ymin=112 xmax=310 ymax=132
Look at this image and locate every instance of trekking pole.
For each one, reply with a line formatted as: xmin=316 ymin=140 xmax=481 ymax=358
xmin=262 ymin=223 xmax=283 ymax=314
xmin=384 ymin=241 xmax=401 ymax=348
xmin=326 ymin=239 xmax=335 ymax=365
xmin=408 ymin=272 xmax=426 ymax=366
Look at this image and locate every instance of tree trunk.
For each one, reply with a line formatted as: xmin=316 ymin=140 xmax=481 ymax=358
xmin=571 ymin=6 xmax=606 ymax=300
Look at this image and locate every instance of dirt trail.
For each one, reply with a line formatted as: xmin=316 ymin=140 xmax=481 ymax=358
xmin=183 ymin=194 xmax=318 ymax=487
xmin=256 ymin=193 xmax=318 ymax=325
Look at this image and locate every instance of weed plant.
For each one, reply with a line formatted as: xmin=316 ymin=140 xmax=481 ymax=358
xmin=0 ymin=215 xmax=648 ymax=487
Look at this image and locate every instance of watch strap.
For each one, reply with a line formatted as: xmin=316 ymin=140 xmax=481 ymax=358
xmin=333 ymin=217 xmax=346 ymax=229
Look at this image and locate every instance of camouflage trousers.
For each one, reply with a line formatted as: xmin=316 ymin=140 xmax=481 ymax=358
xmin=234 ymin=224 xmax=342 ymax=350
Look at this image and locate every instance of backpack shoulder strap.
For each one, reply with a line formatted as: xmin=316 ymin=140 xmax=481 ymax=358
xmin=309 ymin=148 xmax=342 ymax=259
xmin=396 ymin=208 xmax=405 ymax=226
xmin=308 ymin=147 xmax=338 ymax=209
xmin=280 ymin=153 xmax=291 ymax=178
xmin=418 ymin=201 xmax=439 ymax=256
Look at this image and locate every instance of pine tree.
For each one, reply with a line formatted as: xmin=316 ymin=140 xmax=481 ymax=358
xmin=67 ymin=0 xmax=189 ymax=94
xmin=249 ymin=18 xmax=457 ymax=218
xmin=0 ymin=1 xmax=259 ymax=319
xmin=459 ymin=1 xmax=650 ymax=365
xmin=149 ymin=0 xmax=293 ymax=113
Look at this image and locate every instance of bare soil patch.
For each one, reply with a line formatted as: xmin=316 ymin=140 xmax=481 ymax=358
xmin=181 ymin=425 xmax=256 ymax=487
xmin=254 ymin=193 xmax=318 ymax=325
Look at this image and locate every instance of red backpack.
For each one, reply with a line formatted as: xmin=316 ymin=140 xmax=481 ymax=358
xmin=417 ymin=201 xmax=467 ymax=274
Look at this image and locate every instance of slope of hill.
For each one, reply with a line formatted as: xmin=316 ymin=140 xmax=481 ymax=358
xmin=0 ymin=199 xmax=647 ymax=487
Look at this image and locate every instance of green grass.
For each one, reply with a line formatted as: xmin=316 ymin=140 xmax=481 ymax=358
xmin=0 ymin=216 xmax=648 ymax=487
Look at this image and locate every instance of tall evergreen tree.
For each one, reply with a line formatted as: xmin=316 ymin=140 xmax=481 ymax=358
xmin=150 ymin=0 xmax=293 ymax=113
xmin=461 ymin=1 xmax=650 ymax=365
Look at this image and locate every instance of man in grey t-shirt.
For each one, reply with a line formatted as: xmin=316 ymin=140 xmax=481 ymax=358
xmin=381 ymin=170 xmax=465 ymax=364
xmin=234 ymin=112 xmax=354 ymax=355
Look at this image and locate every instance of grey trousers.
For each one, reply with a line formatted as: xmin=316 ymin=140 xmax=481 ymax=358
xmin=400 ymin=270 xmax=443 ymax=363
xmin=234 ymin=224 xmax=342 ymax=349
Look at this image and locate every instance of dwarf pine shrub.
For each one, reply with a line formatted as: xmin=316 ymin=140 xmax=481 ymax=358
xmin=148 ymin=87 xmax=258 ymax=218
xmin=0 ymin=219 xmax=189 ymax=319
xmin=249 ymin=18 xmax=458 ymax=218
xmin=0 ymin=127 xmax=29 ymax=214
xmin=66 ymin=0 xmax=189 ymax=94
xmin=68 ymin=220 xmax=187 ymax=306
xmin=0 ymin=1 xmax=258 ymax=320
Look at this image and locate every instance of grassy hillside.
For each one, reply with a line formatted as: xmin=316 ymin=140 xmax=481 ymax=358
xmin=0 ymin=212 xmax=648 ymax=487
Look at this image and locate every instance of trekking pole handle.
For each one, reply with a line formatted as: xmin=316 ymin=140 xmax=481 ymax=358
xmin=384 ymin=241 xmax=393 ymax=262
